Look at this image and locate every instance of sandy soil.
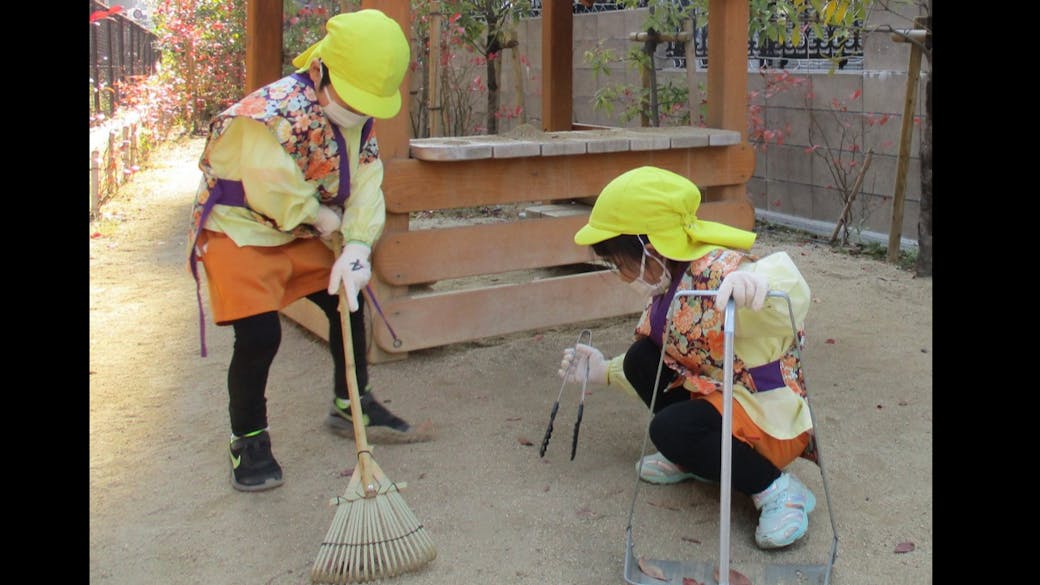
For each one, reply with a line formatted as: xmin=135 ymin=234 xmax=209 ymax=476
xmin=89 ymin=136 xmax=932 ymax=585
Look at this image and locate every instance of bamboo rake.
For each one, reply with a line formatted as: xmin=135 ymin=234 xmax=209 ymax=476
xmin=311 ymin=242 xmax=435 ymax=583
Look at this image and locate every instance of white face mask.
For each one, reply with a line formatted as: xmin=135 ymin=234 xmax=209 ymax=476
xmin=322 ymin=87 xmax=369 ymax=128
xmin=625 ymin=243 xmax=671 ymax=298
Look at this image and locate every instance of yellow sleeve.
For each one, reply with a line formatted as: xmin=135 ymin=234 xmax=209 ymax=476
xmin=339 ymin=130 xmax=386 ymax=248
xmin=731 ymin=251 xmax=811 ymax=366
xmin=204 ymin=118 xmax=321 ymax=247
xmin=605 ymin=355 xmax=639 ymax=399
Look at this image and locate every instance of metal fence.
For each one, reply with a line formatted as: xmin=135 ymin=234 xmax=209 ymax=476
xmin=528 ymin=1 xmax=863 ymax=71
xmin=89 ymin=0 xmax=159 ymax=120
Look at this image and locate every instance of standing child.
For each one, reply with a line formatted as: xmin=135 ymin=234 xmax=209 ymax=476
xmin=187 ymin=9 xmax=424 ymax=492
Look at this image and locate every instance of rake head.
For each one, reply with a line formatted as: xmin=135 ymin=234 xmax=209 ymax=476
xmin=311 ymin=457 xmax=436 ymax=584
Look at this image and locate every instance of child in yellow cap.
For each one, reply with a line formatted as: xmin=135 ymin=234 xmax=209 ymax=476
xmin=186 ymin=9 xmax=424 ymax=493
xmin=559 ymin=166 xmax=817 ymax=549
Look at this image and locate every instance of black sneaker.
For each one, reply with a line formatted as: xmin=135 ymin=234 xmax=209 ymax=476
xmin=326 ymin=392 xmax=412 ymax=437
xmin=228 ymin=431 xmax=284 ymax=492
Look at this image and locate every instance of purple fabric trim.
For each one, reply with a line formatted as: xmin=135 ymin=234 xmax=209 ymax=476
xmin=189 ymin=180 xmax=245 ymax=358
xmin=648 ymin=264 xmax=688 ymax=345
xmin=747 ymin=360 xmax=785 ymax=391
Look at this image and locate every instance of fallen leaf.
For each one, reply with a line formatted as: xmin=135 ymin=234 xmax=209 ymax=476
xmin=681 ymin=536 xmax=701 ymax=544
xmin=894 ymin=541 xmax=915 ymax=553
xmin=713 ymin=566 xmax=752 ymax=585
xmin=876 ymin=404 xmax=883 ymax=409
xmin=898 ymin=400 xmax=908 ymax=406
xmin=339 ymin=467 xmax=354 ymax=477
xmin=638 ymin=556 xmax=668 ymax=581
xmin=506 ymin=416 xmax=522 ymax=421
xmin=542 ymin=484 xmax=550 ymax=492
xmin=683 ymin=578 xmax=703 ymax=585
xmin=575 ymin=506 xmax=596 ymax=518
xmin=517 ymin=437 xmax=534 ymax=446
xmin=825 ymin=338 xmax=836 ymax=344
xmin=647 ymin=500 xmax=681 ymax=511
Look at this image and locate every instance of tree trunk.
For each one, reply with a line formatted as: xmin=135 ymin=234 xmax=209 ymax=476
xmin=914 ymin=12 xmax=932 ymax=277
xmin=485 ymin=30 xmax=501 ymax=134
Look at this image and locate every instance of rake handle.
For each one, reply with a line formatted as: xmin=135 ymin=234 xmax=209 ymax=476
xmin=335 ymin=239 xmax=376 ymax=496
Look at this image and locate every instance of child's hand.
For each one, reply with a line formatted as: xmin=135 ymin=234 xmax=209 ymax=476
xmin=558 ymin=343 xmax=608 ymax=385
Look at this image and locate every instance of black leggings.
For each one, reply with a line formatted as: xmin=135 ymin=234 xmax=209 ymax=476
xmin=226 ymin=290 xmax=367 ymax=436
xmin=623 ymin=337 xmax=780 ymax=495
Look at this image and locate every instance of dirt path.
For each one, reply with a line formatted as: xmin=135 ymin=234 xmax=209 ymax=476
xmin=89 ymin=135 xmax=932 ymax=585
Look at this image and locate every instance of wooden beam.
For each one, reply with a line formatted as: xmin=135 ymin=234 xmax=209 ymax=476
xmin=541 ymin=0 xmax=573 ymax=131
xmin=375 ymin=215 xmax=597 ymax=285
xmin=381 ymin=144 xmax=755 ymax=212
xmin=245 ymin=0 xmax=283 ymax=94
xmin=371 ymin=271 xmax=645 ymax=353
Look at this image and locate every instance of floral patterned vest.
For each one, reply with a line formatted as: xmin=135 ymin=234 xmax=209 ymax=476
xmin=186 ymin=73 xmax=372 ymax=357
xmin=637 ymin=248 xmax=817 ymax=462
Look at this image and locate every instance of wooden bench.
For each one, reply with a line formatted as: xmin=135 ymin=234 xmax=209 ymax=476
xmin=282 ymin=125 xmax=755 ymax=363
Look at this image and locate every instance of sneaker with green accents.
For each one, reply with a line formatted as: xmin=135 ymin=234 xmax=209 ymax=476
xmin=228 ymin=430 xmax=283 ymax=492
xmin=326 ymin=391 xmax=413 ymax=438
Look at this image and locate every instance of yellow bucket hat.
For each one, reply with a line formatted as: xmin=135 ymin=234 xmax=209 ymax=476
xmin=574 ymin=166 xmax=756 ymax=260
xmin=291 ymin=9 xmax=411 ymax=119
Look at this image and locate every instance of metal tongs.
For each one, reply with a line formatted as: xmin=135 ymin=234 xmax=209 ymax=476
xmin=539 ymin=329 xmax=592 ymax=461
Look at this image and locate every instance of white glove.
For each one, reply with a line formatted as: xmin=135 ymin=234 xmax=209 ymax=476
xmin=716 ymin=270 xmax=769 ymax=311
xmin=558 ymin=343 xmax=608 ymax=386
xmin=328 ymin=242 xmax=372 ymax=311
xmin=314 ymin=205 xmax=342 ymax=239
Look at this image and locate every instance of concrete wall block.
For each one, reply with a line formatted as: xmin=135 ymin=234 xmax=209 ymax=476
xmin=810 ymin=71 xmax=863 ymax=111
xmin=598 ymin=9 xmax=627 ymax=41
xmin=809 ymin=110 xmax=866 ymax=154
xmin=864 ymin=112 xmax=920 ymax=159
xmin=842 ymin=189 xmax=921 ymax=238
xmin=811 ymin=184 xmax=847 ymax=226
xmin=624 ymin=9 xmax=649 ymax=39
xmin=762 ymin=71 xmax=813 ymax=109
xmin=748 ymin=73 xmax=767 ymax=107
xmin=864 ymin=151 xmax=921 ymax=202
xmin=770 ymin=180 xmax=813 ymax=219
xmin=574 ymin=13 xmax=598 ymax=42
xmin=753 ymin=147 xmax=769 ymax=177
xmin=765 ymin=105 xmax=811 ymax=147
xmin=767 ymin=144 xmax=813 ymax=185
xmin=863 ymin=31 xmax=910 ymax=72
xmin=862 ymin=70 xmax=910 ymax=116
xmin=747 ymin=177 xmax=769 ymax=210
xmin=573 ymin=67 xmax=600 ymax=99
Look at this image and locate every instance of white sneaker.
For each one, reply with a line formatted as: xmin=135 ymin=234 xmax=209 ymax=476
xmin=751 ymin=472 xmax=816 ymax=549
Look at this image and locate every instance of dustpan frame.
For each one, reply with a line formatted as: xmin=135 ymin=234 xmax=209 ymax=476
xmin=622 ymin=290 xmax=838 ymax=585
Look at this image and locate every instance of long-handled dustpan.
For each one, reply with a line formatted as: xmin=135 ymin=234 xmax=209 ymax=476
xmin=623 ymin=291 xmax=838 ymax=585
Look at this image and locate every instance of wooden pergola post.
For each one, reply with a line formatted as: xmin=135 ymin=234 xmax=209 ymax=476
xmin=702 ymin=0 xmax=753 ymax=229
xmin=541 ymin=0 xmax=573 ymax=131
xmin=245 ymin=1 xmax=283 ymax=94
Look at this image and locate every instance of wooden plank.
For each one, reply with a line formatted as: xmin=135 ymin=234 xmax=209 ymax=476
xmin=370 ymin=271 xmax=645 ymax=353
xmin=382 ymin=144 xmax=755 ymax=212
xmin=541 ymin=0 xmax=573 ymax=131
xmin=408 ymin=127 xmax=741 ymax=161
xmin=374 ymin=215 xmax=597 ymax=285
